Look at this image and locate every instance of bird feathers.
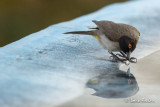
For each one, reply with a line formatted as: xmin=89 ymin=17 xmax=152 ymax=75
xmin=64 ymin=20 xmax=140 ymax=52
xmin=92 ymin=20 xmax=140 ymax=42
xmin=64 ymin=30 xmax=96 ymax=36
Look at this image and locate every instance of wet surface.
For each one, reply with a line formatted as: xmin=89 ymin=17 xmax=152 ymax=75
xmin=86 ymin=69 xmax=139 ymax=98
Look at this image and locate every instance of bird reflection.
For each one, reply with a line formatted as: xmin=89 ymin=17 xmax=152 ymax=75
xmin=86 ymin=69 xmax=139 ymax=98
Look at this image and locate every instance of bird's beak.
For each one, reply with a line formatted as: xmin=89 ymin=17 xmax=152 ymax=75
xmin=126 ymin=51 xmax=131 ymax=60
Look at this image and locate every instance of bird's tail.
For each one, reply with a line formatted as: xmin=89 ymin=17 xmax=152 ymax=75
xmin=64 ymin=30 xmax=96 ymax=36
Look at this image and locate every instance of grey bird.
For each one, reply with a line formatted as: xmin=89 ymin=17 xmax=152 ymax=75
xmin=64 ymin=20 xmax=140 ymax=63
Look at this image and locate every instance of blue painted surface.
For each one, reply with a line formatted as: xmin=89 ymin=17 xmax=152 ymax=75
xmin=0 ymin=0 xmax=160 ymax=107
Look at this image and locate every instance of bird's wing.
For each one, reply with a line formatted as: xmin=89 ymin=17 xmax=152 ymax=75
xmin=92 ymin=20 xmax=140 ymax=42
xmin=92 ymin=20 xmax=121 ymax=42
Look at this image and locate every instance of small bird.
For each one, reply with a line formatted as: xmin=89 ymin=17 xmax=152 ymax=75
xmin=64 ymin=20 xmax=140 ymax=63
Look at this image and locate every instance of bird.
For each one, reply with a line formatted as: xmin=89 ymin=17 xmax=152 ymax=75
xmin=64 ymin=20 xmax=140 ymax=63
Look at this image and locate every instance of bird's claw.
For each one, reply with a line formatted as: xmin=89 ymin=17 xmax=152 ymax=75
xmin=116 ymin=53 xmax=123 ymax=57
xmin=109 ymin=51 xmax=137 ymax=65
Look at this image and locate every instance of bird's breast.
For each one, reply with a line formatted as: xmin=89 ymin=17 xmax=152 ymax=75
xmin=98 ymin=34 xmax=120 ymax=51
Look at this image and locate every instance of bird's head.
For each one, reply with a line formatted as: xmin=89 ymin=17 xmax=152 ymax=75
xmin=119 ymin=36 xmax=137 ymax=60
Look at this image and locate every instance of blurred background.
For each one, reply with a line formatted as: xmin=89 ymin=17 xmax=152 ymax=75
xmin=0 ymin=0 xmax=126 ymax=47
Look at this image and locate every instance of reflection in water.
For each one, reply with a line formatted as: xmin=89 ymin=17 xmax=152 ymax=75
xmin=86 ymin=69 xmax=139 ymax=98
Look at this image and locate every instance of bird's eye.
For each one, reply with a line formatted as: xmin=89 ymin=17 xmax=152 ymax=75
xmin=128 ymin=43 xmax=132 ymax=49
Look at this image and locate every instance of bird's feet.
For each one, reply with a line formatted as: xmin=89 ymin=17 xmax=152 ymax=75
xmin=108 ymin=50 xmax=127 ymax=63
xmin=116 ymin=51 xmax=137 ymax=63
xmin=108 ymin=50 xmax=137 ymax=65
